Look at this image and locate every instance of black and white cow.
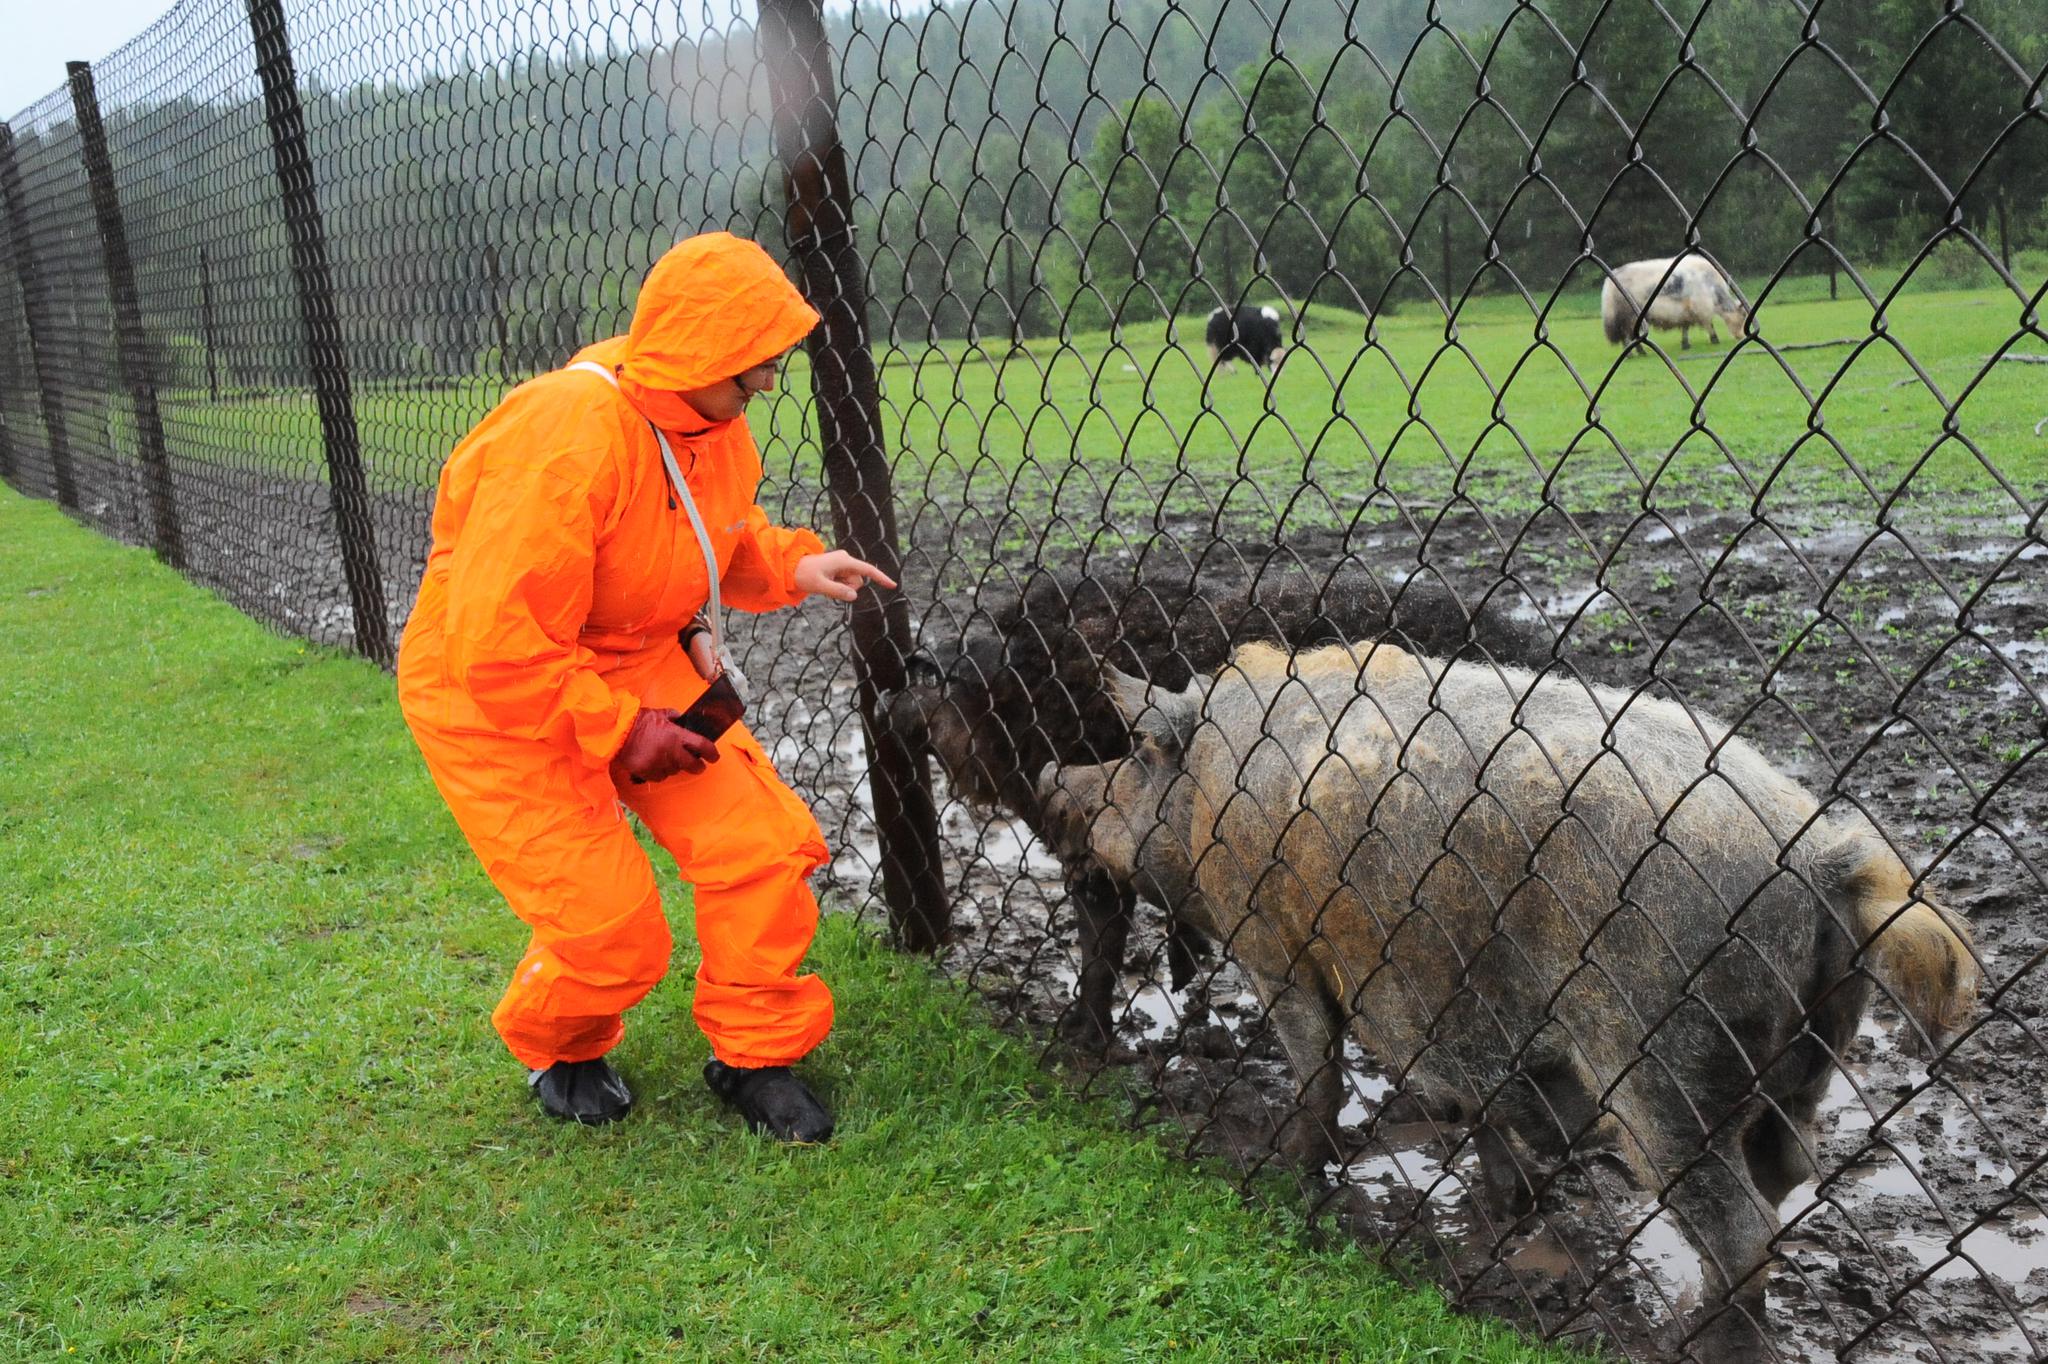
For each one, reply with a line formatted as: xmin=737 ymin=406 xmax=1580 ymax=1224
xmin=1203 ymin=304 xmax=1285 ymax=372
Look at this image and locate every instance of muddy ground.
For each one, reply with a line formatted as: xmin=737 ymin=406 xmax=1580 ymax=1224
xmin=27 ymin=452 xmax=2045 ymax=1363
xmin=751 ymin=493 xmax=2048 ymax=1364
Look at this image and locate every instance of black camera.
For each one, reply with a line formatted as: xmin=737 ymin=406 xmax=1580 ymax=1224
xmin=675 ymin=671 xmax=746 ymax=742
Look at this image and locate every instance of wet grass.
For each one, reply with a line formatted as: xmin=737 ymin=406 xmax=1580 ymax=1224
xmin=873 ymin=265 xmax=2047 ymax=533
xmin=67 ymin=261 xmax=2044 ymax=537
xmin=0 ymin=485 xmax=1585 ymax=1362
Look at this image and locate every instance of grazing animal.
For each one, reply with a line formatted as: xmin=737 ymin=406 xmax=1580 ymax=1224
xmin=1601 ymin=254 xmax=1748 ymax=350
xmin=883 ymin=567 xmax=1551 ymax=1048
xmin=1204 ymin=304 xmax=1286 ymax=372
xmin=1038 ymin=640 xmax=1978 ymax=1358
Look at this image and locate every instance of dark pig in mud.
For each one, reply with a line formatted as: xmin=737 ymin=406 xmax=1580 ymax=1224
xmin=1037 ymin=640 xmax=1979 ymax=1358
xmin=884 ymin=566 xmax=1552 ymax=1047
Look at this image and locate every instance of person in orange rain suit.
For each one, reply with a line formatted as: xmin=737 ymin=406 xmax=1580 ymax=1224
xmin=397 ymin=232 xmax=894 ymax=1140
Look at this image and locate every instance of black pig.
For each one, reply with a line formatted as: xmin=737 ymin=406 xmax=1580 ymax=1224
xmin=885 ymin=564 xmax=1552 ymax=1047
xmin=1205 ymin=304 xmax=1286 ymax=372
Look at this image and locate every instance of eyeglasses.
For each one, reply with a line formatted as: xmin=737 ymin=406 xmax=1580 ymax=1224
xmin=731 ymin=349 xmax=794 ymax=397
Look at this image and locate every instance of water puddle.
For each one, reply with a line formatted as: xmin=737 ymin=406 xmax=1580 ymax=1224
xmin=1966 ymin=1322 xmax=2047 ymax=1362
xmin=1944 ymin=542 xmax=2048 ymax=567
xmin=1853 ymin=1148 xmax=1931 ymax=1199
xmin=1993 ymin=640 xmax=2048 ymax=706
xmin=1125 ymin=983 xmax=1185 ymax=1040
xmin=1892 ymin=1208 xmax=2048 ymax=1284
xmin=1337 ymin=1143 xmax=1460 ymax=1197
xmin=969 ymin=816 xmax=1064 ymax=878
xmin=1509 ymin=583 xmax=1604 ymax=626
xmin=1620 ymin=1206 xmax=1705 ymax=1297
xmin=1335 ymin=1066 xmax=1395 ymax=1130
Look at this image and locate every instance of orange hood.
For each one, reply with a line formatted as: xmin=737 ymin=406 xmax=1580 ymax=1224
xmin=618 ymin=232 xmax=819 ymax=396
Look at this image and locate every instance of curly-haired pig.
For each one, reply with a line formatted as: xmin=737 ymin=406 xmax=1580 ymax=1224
xmin=1038 ymin=640 xmax=1978 ymax=1358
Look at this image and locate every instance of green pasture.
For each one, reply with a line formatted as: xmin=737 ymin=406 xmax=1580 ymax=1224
xmin=884 ymin=268 xmax=2047 ymax=525
xmin=0 ymin=487 xmax=1585 ymax=1361
xmin=79 ymin=259 xmax=2048 ymax=530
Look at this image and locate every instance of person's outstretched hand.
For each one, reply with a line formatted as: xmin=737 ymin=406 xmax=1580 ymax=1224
xmin=610 ymin=707 xmax=721 ymax=785
xmin=794 ymin=550 xmax=897 ymax=602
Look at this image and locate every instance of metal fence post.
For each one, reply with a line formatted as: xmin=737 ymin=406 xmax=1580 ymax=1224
xmin=243 ymin=0 xmax=391 ymax=665
xmin=68 ymin=60 xmax=185 ymax=569
xmin=0 ymin=122 xmax=79 ymax=510
xmin=482 ymin=243 xmax=511 ymax=386
xmin=198 ymin=244 xmax=220 ymax=400
xmin=758 ymin=0 xmax=951 ymax=953
xmin=0 ymin=196 xmax=17 ymax=485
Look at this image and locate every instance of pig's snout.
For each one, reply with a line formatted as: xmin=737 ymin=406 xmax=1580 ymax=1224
xmin=880 ymin=685 xmax=930 ymax=751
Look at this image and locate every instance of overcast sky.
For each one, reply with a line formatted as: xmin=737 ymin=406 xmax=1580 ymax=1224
xmin=2 ymin=0 xmax=796 ymax=121
xmin=3 ymin=2 xmax=180 ymax=118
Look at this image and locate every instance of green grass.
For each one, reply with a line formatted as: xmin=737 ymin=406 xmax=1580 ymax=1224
xmin=93 ymin=259 xmax=2045 ymax=533
xmin=0 ymin=486 xmax=1583 ymax=1362
xmin=875 ymin=264 xmax=2048 ymax=525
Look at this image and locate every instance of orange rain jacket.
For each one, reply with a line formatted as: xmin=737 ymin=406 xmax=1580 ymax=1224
xmin=397 ymin=233 xmax=835 ymax=1072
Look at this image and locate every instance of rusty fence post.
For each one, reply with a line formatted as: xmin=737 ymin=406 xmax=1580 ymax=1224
xmin=758 ymin=0 xmax=951 ymax=953
xmin=69 ymin=60 xmax=185 ymax=569
xmin=0 ymin=122 xmax=79 ymax=511
xmin=244 ymin=0 xmax=391 ymax=665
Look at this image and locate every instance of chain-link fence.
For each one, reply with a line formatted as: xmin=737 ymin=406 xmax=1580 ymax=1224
xmin=4 ymin=1 xmax=2045 ymax=1359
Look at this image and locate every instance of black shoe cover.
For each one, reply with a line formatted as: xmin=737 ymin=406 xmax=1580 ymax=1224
xmin=703 ymin=1060 xmax=833 ymax=1143
xmin=528 ymin=1057 xmax=633 ymax=1125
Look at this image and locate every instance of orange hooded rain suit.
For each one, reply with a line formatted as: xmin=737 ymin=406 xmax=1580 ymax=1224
xmin=397 ymin=232 xmax=835 ymax=1073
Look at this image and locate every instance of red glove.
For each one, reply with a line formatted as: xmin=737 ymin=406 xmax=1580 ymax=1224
xmin=610 ymin=707 xmax=721 ymax=785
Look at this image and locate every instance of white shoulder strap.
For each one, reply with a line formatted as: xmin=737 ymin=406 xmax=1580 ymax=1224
xmin=567 ymin=360 xmax=729 ymax=667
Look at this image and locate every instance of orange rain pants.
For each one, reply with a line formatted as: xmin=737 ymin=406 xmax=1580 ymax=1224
xmin=396 ymin=233 xmax=835 ymax=1071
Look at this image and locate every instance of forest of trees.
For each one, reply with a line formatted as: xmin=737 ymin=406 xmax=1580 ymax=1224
xmin=859 ymin=0 xmax=2048 ymax=339
xmin=3 ymin=0 xmax=2043 ymax=385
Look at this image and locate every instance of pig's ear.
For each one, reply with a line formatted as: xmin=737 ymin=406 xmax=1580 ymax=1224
xmin=1102 ymin=665 xmax=1207 ymax=748
xmin=1103 ymin=666 xmax=1153 ymax=725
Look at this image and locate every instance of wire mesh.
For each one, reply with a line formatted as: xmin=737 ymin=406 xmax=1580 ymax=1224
xmin=2 ymin=1 xmax=2044 ymax=1359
